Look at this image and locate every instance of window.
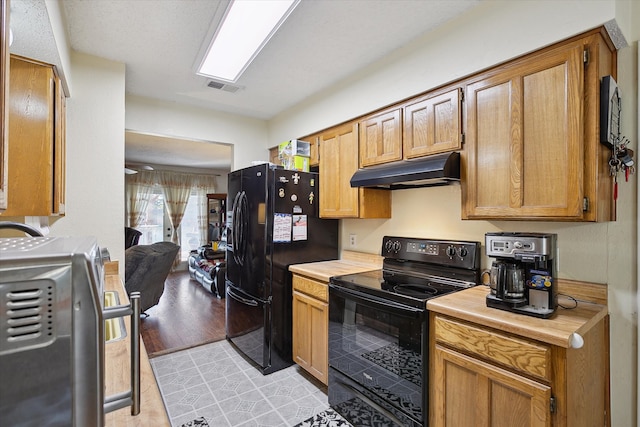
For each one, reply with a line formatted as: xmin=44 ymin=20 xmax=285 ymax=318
xmin=137 ymin=189 xmax=204 ymax=260
xmin=137 ymin=189 xmax=166 ymax=245
xmin=179 ymin=192 xmax=202 ymax=259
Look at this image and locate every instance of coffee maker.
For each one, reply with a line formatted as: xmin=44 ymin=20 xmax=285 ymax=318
xmin=485 ymin=232 xmax=557 ymax=318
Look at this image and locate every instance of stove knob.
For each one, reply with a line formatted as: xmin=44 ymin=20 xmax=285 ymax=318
xmin=446 ymin=245 xmax=456 ymax=258
xmin=458 ymin=247 xmax=468 ymax=258
xmin=392 ymin=241 xmax=401 ymax=252
xmin=384 ymin=240 xmax=393 ymax=252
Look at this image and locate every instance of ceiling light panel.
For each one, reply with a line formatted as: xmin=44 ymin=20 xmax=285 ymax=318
xmin=198 ymin=0 xmax=299 ymax=82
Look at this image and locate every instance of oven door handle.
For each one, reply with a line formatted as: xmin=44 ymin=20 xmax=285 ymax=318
xmin=329 ymin=284 xmax=424 ymax=318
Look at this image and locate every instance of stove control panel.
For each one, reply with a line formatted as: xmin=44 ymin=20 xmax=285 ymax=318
xmin=382 ymin=236 xmax=480 ymax=270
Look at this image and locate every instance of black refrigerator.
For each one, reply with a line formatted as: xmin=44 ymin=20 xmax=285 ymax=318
xmin=225 ymin=163 xmax=338 ymax=374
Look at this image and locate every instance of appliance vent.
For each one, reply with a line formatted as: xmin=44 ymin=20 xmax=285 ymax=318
xmin=0 ymin=281 xmax=55 ymax=355
xmin=207 ymin=80 xmax=241 ymax=93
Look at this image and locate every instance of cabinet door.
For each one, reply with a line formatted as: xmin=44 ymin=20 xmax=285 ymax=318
xmin=432 ymin=344 xmax=551 ymax=427
xmin=0 ymin=0 xmax=8 ymax=211
xmin=3 ymin=56 xmax=61 ymax=217
xmin=463 ymin=43 xmax=584 ymax=219
xmin=319 ymin=122 xmax=391 ymax=219
xmin=319 ymin=122 xmax=360 ymax=217
xmin=359 ymin=108 xmax=402 ymax=167
xmin=53 ymin=74 xmax=66 ymax=215
xmin=292 ymin=290 xmax=328 ymax=384
xmin=404 ymin=88 xmax=462 ymax=159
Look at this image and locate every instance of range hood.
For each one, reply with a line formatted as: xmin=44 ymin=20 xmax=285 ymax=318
xmin=350 ymin=151 xmax=460 ymax=190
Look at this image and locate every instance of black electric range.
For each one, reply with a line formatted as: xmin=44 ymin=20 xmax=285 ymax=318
xmin=328 ymin=236 xmax=481 ymax=427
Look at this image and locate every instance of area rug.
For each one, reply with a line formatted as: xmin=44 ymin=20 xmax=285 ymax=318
xmin=180 ymin=417 xmax=209 ymax=427
xmin=292 ymin=408 xmax=352 ymax=427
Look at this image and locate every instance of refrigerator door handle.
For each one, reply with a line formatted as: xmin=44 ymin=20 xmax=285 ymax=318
xmin=233 ymin=191 xmax=248 ymax=266
xmin=227 ymin=287 xmax=259 ymax=306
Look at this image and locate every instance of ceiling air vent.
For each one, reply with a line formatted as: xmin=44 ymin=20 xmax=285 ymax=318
xmin=207 ymin=80 xmax=241 ymax=93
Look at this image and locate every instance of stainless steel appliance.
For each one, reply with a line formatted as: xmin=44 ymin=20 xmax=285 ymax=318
xmin=328 ymin=236 xmax=481 ymax=427
xmin=225 ymin=164 xmax=338 ymax=374
xmin=485 ymin=232 xmax=557 ymax=318
xmin=0 ymin=235 xmax=141 ymax=426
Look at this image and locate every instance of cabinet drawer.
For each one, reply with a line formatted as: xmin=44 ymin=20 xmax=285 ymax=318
xmin=292 ymin=275 xmax=328 ymax=302
xmin=434 ymin=316 xmax=551 ymax=381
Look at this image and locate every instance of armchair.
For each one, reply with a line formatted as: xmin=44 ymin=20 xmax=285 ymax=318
xmin=124 ymin=241 xmax=180 ymax=313
xmin=125 ymin=227 xmax=142 ymax=249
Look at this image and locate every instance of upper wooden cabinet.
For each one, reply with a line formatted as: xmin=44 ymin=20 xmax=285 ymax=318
xmin=0 ymin=0 xmax=9 ymax=211
xmin=462 ymin=30 xmax=615 ymax=221
xmin=269 ymin=146 xmax=280 ymax=165
xmin=359 ymin=107 xmax=402 ymax=167
xmin=319 ymin=122 xmax=390 ymax=218
xmin=300 ymin=133 xmax=320 ymax=167
xmin=403 ymin=88 xmax=462 ymax=159
xmin=1 ymin=56 xmax=66 ymax=217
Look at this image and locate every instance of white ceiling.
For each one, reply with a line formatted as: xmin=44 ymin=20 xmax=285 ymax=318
xmin=9 ymin=0 xmax=484 ymax=171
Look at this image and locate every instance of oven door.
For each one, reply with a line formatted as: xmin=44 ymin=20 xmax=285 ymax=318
xmin=328 ymin=284 xmax=427 ymax=427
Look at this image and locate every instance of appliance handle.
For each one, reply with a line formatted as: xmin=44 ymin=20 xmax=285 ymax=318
xmin=227 ymin=287 xmax=259 ymax=306
xmin=329 ymin=284 xmax=423 ymax=318
xmin=0 ymin=221 xmax=44 ymax=237
xmin=337 ymin=376 xmax=407 ymax=426
xmin=103 ymin=292 xmax=141 ymax=416
xmin=231 ymin=192 xmax=242 ymax=265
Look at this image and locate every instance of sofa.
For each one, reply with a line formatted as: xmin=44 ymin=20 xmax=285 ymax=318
xmin=188 ymin=247 xmax=226 ymax=298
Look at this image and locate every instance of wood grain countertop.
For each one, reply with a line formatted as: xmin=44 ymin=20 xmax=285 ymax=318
xmin=103 ymin=262 xmax=170 ymax=427
xmin=427 ymin=281 xmax=608 ymax=349
xmin=289 ymin=250 xmax=384 ymax=282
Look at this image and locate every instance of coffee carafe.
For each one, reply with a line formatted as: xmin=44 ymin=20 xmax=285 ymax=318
xmin=485 ymin=232 xmax=557 ymax=319
xmin=489 ymin=260 xmax=525 ymax=303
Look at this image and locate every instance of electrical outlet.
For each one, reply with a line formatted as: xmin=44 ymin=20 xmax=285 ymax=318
xmin=349 ymin=234 xmax=357 ymax=247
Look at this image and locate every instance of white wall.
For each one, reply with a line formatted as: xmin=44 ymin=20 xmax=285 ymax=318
xmin=49 ymin=52 xmax=126 ymax=266
xmin=269 ymin=1 xmax=637 ymax=425
xmin=125 ymin=95 xmax=269 ymax=171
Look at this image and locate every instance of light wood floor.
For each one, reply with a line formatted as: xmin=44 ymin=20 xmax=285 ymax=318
xmin=140 ymin=270 xmax=226 ymax=358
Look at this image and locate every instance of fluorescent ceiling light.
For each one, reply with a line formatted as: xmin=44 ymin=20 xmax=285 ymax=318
xmin=198 ymin=0 xmax=299 ymax=82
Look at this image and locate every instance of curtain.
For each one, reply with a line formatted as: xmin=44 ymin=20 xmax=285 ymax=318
xmin=125 ymin=171 xmax=156 ymax=228
xmin=158 ymin=171 xmax=194 ymax=247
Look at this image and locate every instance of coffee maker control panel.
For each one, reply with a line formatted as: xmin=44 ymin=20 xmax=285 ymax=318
xmin=486 ymin=232 xmax=556 ymax=259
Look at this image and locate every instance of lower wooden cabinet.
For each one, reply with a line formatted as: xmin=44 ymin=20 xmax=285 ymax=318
xmin=430 ymin=313 xmax=609 ymax=427
xmin=433 ymin=344 xmax=551 ymax=426
xmin=292 ymin=274 xmax=329 ymax=384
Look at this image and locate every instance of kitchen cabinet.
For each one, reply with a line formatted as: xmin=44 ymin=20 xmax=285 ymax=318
xmin=292 ymin=274 xmax=329 ymax=384
xmin=359 ymin=107 xmax=402 ymax=167
xmin=0 ymin=0 xmax=8 ymax=211
xmin=2 ymin=55 xmax=66 ymax=217
xmin=428 ymin=285 xmax=609 ymax=427
xmin=269 ymin=146 xmax=280 ymax=165
xmin=298 ymin=133 xmax=320 ymax=167
xmin=403 ymin=87 xmax=462 ymax=159
xmin=319 ymin=122 xmax=390 ymax=218
xmin=462 ymin=29 xmax=616 ymax=221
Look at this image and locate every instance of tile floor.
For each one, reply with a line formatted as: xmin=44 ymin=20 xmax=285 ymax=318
xmin=151 ymin=339 xmax=348 ymax=426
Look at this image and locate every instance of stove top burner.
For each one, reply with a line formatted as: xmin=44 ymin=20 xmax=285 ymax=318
xmin=391 ymin=284 xmax=439 ymax=298
xmin=329 ymin=236 xmax=482 ymax=309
